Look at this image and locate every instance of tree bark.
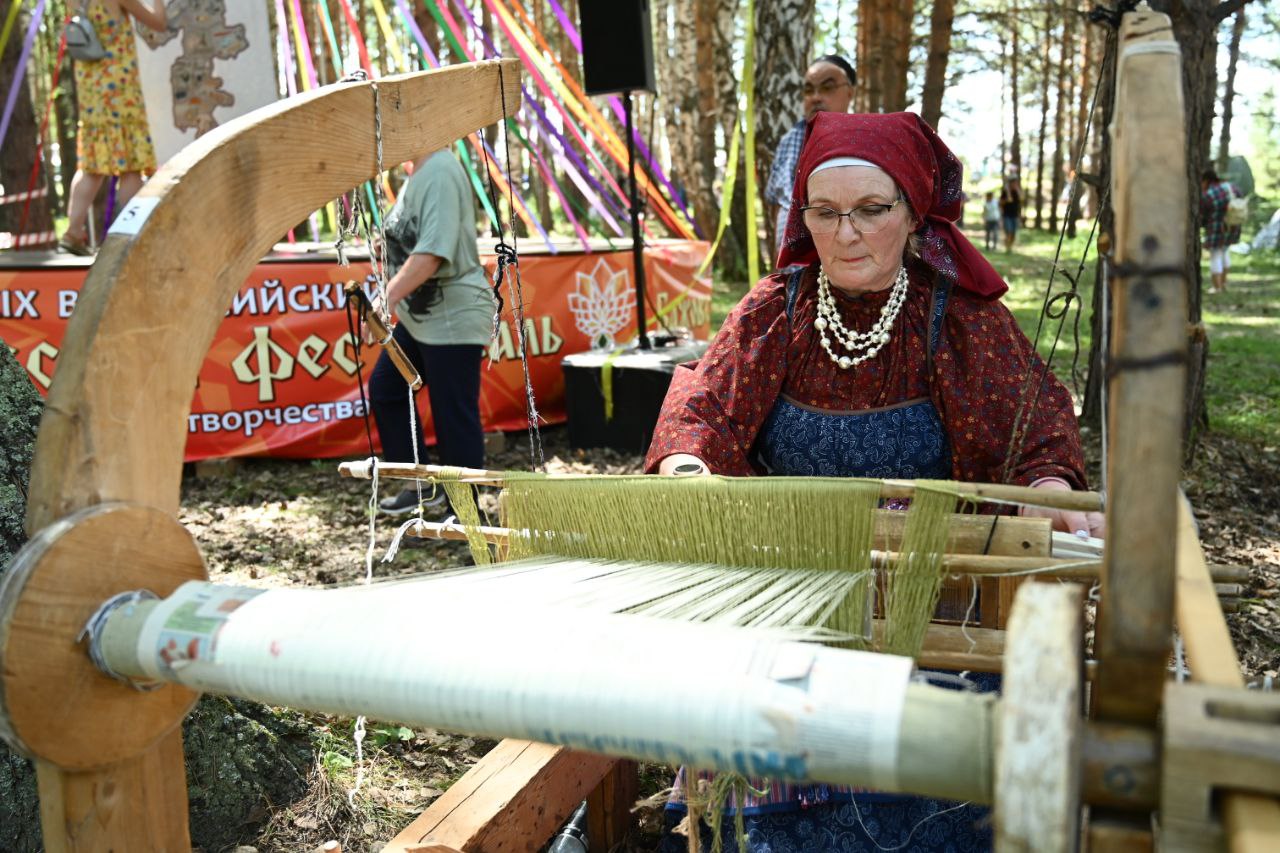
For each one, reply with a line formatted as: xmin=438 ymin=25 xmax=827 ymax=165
xmin=859 ymin=0 xmax=885 ymax=112
xmin=1010 ymin=0 xmax=1023 ymax=177
xmin=754 ymin=0 xmax=815 ymax=253
xmin=1033 ymin=3 xmax=1053 ymax=229
xmin=694 ymin=0 xmax=721 ymax=239
xmin=1050 ymin=7 xmax=1074 ymax=234
xmin=1216 ymin=6 xmax=1247 ymax=171
xmin=882 ymin=0 xmax=915 ymax=112
xmin=1151 ymin=0 xmax=1250 ymax=452
xmin=920 ymin=0 xmax=957 ymax=130
xmin=0 ymin=8 xmax=54 ymax=241
xmin=1080 ymin=21 xmax=1118 ymax=430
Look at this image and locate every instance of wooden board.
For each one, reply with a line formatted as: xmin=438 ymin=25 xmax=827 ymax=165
xmin=9 ymin=61 xmax=523 ymax=853
xmin=1092 ymin=1 xmax=1186 ymax=727
xmin=1171 ymin=495 xmax=1280 ymax=851
xmin=384 ymin=739 xmax=617 ymax=853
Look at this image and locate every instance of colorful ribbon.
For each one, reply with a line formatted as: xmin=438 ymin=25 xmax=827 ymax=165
xmin=531 ymin=0 xmax=699 ymax=236
xmin=0 ymin=0 xmax=47 ymax=156
xmin=391 ymin=0 xmax=554 ymax=250
xmin=0 ymin=0 xmax=25 ymax=67
xmin=436 ymin=0 xmax=595 ymax=249
xmin=490 ymin=0 xmax=696 ymax=239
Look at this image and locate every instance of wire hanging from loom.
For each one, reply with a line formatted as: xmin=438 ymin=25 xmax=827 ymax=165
xmin=479 ymin=61 xmax=545 ymax=470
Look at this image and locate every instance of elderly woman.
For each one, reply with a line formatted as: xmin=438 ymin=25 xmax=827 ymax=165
xmin=645 ymin=112 xmax=1102 ymax=850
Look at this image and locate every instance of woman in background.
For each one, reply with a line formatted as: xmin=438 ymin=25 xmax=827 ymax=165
xmin=58 ymin=0 xmax=167 ymax=255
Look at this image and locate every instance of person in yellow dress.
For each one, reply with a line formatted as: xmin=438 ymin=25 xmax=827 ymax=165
xmin=58 ymin=0 xmax=167 ymax=255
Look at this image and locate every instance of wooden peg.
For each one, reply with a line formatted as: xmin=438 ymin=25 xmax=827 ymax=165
xmin=343 ymin=281 xmax=423 ymax=391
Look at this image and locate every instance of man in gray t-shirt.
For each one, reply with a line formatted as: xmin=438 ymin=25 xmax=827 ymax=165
xmin=367 ymin=149 xmax=495 ymax=516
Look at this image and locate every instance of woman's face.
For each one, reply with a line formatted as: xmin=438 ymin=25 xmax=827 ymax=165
xmin=805 ymin=165 xmax=913 ymax=294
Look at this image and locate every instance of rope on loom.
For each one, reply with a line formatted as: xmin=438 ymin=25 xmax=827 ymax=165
xmin=479 ymin=62 xmax=545 ymax=469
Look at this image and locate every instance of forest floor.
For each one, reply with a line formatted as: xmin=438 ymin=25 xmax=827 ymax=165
xmin=181 ymin=233 xmax=1279 ymax=852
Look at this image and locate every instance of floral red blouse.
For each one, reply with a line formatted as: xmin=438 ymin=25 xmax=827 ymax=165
xmin=644 ymin=264 xmax=1086 ymax=489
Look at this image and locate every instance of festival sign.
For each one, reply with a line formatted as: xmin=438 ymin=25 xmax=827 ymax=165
xmin=0 ymin=241 xmax=710 ymax=461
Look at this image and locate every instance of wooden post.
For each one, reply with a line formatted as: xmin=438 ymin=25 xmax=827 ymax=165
xmin=5 ymin=61 xmax=522 ymax=853
xmin=1093 ymin=4 xmax=1186 ymax=728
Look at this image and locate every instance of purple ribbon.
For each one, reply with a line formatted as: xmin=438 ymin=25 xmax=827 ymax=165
xmin=544 ymin=0 xmax=582 ymax=53
xmin=543 ymin=0 xmax=700 ymax=236
xmin=0 ymin=0 xmax=48 ymax=155
xmin=393 ymin=0 xmax=440 ymax=66
xmin=448 ymin=0 xmax=629 ymax=225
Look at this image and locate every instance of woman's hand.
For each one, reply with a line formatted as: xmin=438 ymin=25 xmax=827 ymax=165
xmin=658 ymin=454 xmax=711 ymax=476
xmin=1020 ymin=477 xmax=1106 ymax=539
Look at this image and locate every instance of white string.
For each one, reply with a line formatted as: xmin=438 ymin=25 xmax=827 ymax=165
xmin=847 ymin=796 xmax=976 ymax=852
xmin=383 ymin=518 xmax=424 ymax=563
xmin=351 ymin=455 xmax=380 ymax=804
xmin=363 ymin=458 xmax=380 ymax=584
xmin=959 ymin=575 xmax=979 ymax=654
xmin=408 ymin=384 xmax=424 ymax=513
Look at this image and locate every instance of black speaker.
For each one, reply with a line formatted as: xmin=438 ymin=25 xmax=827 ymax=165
xmin=578 ymin=0 xmax=656 ymax=95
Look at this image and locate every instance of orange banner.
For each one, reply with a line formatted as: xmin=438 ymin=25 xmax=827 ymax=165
xmin=0 ymin=240 xmax=711 ymax=461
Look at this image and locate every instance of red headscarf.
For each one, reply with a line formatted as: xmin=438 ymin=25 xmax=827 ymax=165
xmin=777 ymin=111 xmax=1007 ymax=299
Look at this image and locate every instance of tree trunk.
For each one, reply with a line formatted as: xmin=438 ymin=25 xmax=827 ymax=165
xmin=920 ymin=0 xmax=956 ymax=130
xmin=882 ymin=0 xmax=915 ymax=112
xmin=999 ymin=25 xmax=1008 ymax=176
xmin=1050 ymin=7 xmax=1074 ymax=234
xmin=1154 ymin=0 xmax=1238 ymax=453
xmin=694 ymin=0 xmax=721 ymax=239
xmin=754 ymin=0 xmax=815 ymax=254
xmin=414 ymin=2 xmax=441 ymax=64
xmin=859 ymin=0 xmax=885 ymax=112
xmin=1080 ymin=21 xmax=1119 ymax=430
xmin=1029 ymin=4 xmax=1049 ymax=229
xmin=0 ymin=9 xmax=54 ymax=241
xmin=1216 ymin=6 xmax=1247 ymax=171
xmin=1010 ymin=0 xmax=1023 ymax=177
xmin=1073 ymin=20 xmax=1097 ymax=229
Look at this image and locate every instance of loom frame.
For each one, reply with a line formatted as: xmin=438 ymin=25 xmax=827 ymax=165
xmin=1 ymin=6 xmax=1277 ymax=850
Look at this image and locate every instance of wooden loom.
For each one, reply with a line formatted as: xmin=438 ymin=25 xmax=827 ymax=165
xmin=0 ymin=7 xmax=1277 ymax=852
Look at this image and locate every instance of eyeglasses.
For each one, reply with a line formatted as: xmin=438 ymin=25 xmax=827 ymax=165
xmin=802 ymin=81 xmax=851 ymax=97
xmin=800 ymin=199 xmax=904 ymax=235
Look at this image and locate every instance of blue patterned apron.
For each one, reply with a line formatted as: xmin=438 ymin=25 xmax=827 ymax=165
xmin=661 ymin=268 xmax=994 ymax=853
xmin=756 ymin=267 xmax=953 ymax=479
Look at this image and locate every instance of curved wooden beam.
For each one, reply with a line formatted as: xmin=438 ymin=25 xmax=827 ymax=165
xmin=14 ymin=60 xmax=520 ymax=853
xmin=26 ymin=60 xmax=521 ymax=532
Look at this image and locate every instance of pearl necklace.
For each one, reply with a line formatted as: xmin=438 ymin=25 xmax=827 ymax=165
xmin=813 ymin=265 xmax=909 ymax=369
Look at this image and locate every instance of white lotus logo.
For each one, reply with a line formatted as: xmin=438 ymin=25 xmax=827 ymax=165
xmin=567 ymin=260 xmax=632 ymax=350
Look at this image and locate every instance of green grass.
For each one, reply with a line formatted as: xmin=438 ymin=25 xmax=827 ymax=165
xmin=1200 ymin=250 xmax=1280 ymax=445
xmin=706 ymin=225 xmax=1279 ymax=445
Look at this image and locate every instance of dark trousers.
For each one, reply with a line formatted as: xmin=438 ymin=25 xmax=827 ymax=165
xmin=368 ymin=322 xmax=485 ymax=469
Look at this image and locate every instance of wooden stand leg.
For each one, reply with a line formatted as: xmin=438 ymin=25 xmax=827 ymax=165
xmin=36 ymin=729 xmax=191 ymax=853
xmin=586 ymin=759 xmax=639 ymax=851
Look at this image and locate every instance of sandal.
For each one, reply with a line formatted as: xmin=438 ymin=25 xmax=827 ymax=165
xmin=56 ymin=232 xmax=94 ymax=256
